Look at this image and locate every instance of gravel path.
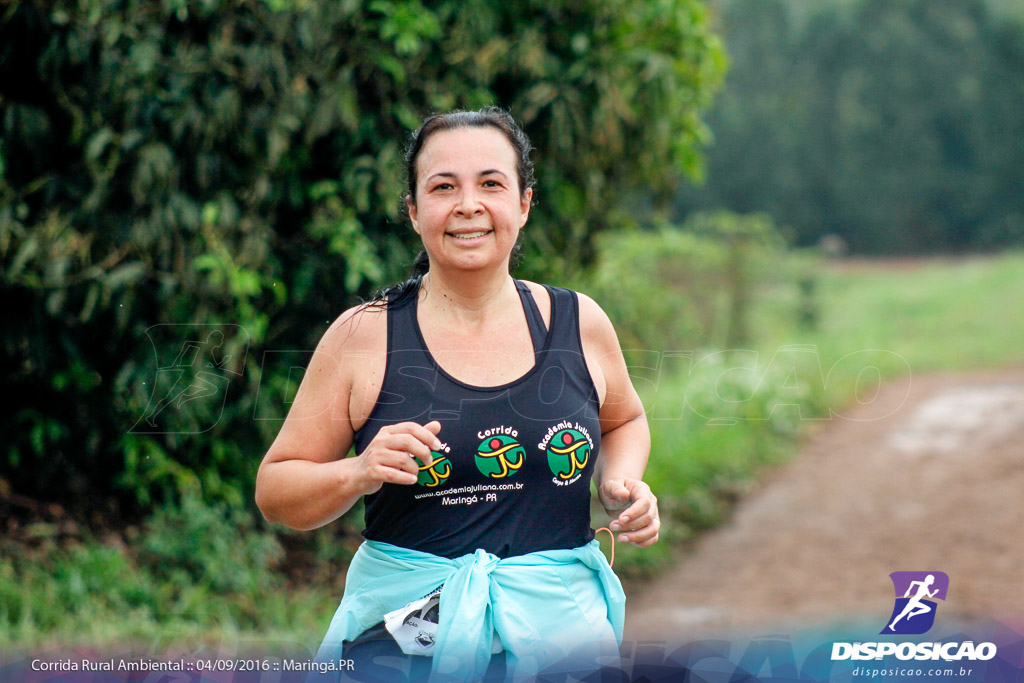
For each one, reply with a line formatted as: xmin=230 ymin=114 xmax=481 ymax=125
xmin=625 ymin=368 xmax=1024 ymax=640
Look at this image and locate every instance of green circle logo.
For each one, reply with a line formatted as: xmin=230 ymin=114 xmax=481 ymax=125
xmin=546 ymin=428 xmax=590 ymax=480
xmin=475 ymin=435 xmax=526 ymax=479
xmin=417 ymin=453 xmax=452 ymax=487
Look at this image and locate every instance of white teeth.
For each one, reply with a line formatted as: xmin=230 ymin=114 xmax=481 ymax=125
xmin=451 ymin=231 xmax=487 ymax=239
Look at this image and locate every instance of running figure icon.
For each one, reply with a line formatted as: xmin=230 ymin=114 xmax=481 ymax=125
xmin=888 ymin=574 xmax=939 ymax=631
xmin=142 ymin=330 xmax=231 ymax=427
xmin=881 ymin=571 xmax=949 ymax=635
xmin=132 ymin=325 xmax=248 ymax=434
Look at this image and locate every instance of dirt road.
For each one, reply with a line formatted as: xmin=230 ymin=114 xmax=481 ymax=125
xmin=626 ymin=368 xmax=1024 ymax=640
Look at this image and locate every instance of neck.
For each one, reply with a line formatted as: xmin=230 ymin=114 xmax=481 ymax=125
xmin=419 ymin=266 xmax=516 ymax=324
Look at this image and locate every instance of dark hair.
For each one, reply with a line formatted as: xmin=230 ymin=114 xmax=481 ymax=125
xmin=369 ymin=107 xmax=535 ymax=306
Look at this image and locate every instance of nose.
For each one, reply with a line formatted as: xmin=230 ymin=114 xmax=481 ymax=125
xmin=454 ymin=187 xmax=484 ymax=218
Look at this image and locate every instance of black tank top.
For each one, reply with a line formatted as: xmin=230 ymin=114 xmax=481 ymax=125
xmin=353 ymin=280 xmax=601 ymax=559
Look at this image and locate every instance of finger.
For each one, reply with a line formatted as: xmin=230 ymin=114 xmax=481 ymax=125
xmin=601 ymin=479 xmax=630 ymax=498
xmin=373 ymin=448 xmax=422 ymax=477
xmin=629 ymin=529 xmax=661 ymax=548
xmin=619 ymin=518 xmax=661 ymax=546
xmin=600 ymin=480 xmax=631 ymax=509
xmin=614 ymin=496 xmax=653 ymax=527
xmin=616 ymin=479 xmax=655 ymax=517
xmin=617 ymin=506 xmax=658 ymax=532
xmin=372 ymin=463 xmax=419 ymax=486
xmin=394 ymin=421 xmax=444 ymax=453
xmin=382 ymin=446 xmax=430 ymax=476
xmin=385 ymin=433 xmax=434 ymax=467
xmin=621 ymin=478 xmax=652 ymax=499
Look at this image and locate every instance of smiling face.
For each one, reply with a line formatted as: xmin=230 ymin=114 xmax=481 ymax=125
xmin=407 ymin=127 xmax=533 ymax=274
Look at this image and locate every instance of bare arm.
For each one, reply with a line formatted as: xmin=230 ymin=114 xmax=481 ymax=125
xmin=255 ymin=306 xmax=440 ymax=530
xmin=904 ymin=580 xmax=924 ymax=598
xmin=578 ymin=293 xmax=660 ymax=548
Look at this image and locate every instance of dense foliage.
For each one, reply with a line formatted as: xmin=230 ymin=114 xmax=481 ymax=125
xmin=585 ymin=211 xmax=786 ymax=356
xmin=0 ymin=0 xmax=725 ymax=515
xmin=678 ymin=0 xmax=1024 ymax=254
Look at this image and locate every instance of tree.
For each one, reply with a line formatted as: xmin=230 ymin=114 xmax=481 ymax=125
xmin=0 ymin=0 xmax=725 ymax=514
xmin=677 ymin=0 xmax=1024 ymax=254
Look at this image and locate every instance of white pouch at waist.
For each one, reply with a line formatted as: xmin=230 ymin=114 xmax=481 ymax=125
xmin=383 ymin=584 xmax=501 ymax=656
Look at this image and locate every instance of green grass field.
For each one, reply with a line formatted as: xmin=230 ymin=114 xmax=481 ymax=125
xmin=762 ymin=252 xmax=1024 ymax=369
xmin=605 ymin=250 xmax=1024 ymax=575
xmin=5 ymin=251 xmax=1024 ymax=651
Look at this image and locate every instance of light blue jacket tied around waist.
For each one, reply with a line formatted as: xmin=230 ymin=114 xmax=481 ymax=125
xmin=314 ymin=539 xmax=625 ymax=680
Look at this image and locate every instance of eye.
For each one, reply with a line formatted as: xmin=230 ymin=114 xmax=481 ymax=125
xmin=432 ymin=182 xmax=454 ymax=192
xmin=483 ymin=179 xmax=502 ymax=188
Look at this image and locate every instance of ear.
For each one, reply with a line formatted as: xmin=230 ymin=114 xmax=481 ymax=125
xmin=406 ymin=196 xmax=420 ymax=235
xmin=519 ymin=187 xmax=533 ymax=227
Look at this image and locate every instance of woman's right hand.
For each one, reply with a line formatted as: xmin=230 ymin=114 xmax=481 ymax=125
xmin=353 ymin=420 xmax=443 ymax=494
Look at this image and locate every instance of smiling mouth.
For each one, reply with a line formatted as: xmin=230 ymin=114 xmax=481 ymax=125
xmin=448 ymin=230 xmax=491 ymax=240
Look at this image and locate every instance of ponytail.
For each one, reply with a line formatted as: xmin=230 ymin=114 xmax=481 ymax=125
xmin=366 ymin=250 xmax=429 ymax=308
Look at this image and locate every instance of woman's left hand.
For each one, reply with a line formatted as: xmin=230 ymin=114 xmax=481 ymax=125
xmin=598 ymin=478 xmax=660 ymax=548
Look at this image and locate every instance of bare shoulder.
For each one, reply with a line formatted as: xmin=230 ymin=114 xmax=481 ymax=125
xmin=287 ymin=302 xmax=388 ymax=402
xmin=574 ymin=290 xmax=620 ymax=351
xmin=517 ymin=282 xmax=618 ymax=349
xmin=575 ymin=290 xmax=643 ymax=426
xmin=320 ymin=300 xmax=388 ymax=358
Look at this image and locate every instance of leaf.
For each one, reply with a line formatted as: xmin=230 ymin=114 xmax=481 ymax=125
xmin=79 ymin=283 xmax=100 ymax=322
xmin=8 ymin=234 xmax=39 ymax=281
xmin=372 ymin=52 xmax=406 ymax=85
xmin=85 ymin=128 xmax=115 ymax=162
xmin=202 ymin=202 xmax=220 ymax=226
xmin=104 ymin=262 xmax=147 ymax=289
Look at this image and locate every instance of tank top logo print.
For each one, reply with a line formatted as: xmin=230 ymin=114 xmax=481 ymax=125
xmin=358 ymin=283 xmax=600 ymax=558
xmin=475 ymin=426 xmax=525 ymax=479
xmin=539 ymin=421 xmax=595 ymax=487
xmin=417 ymin=442 xmax=453 ymax=487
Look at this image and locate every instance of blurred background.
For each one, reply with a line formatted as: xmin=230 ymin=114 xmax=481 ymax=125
xmin=1 ymin=0 xmax=1022 ymax=652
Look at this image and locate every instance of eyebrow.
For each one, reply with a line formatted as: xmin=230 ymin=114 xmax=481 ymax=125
xmin=425 ymin=169 xmax=509 ymax=184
